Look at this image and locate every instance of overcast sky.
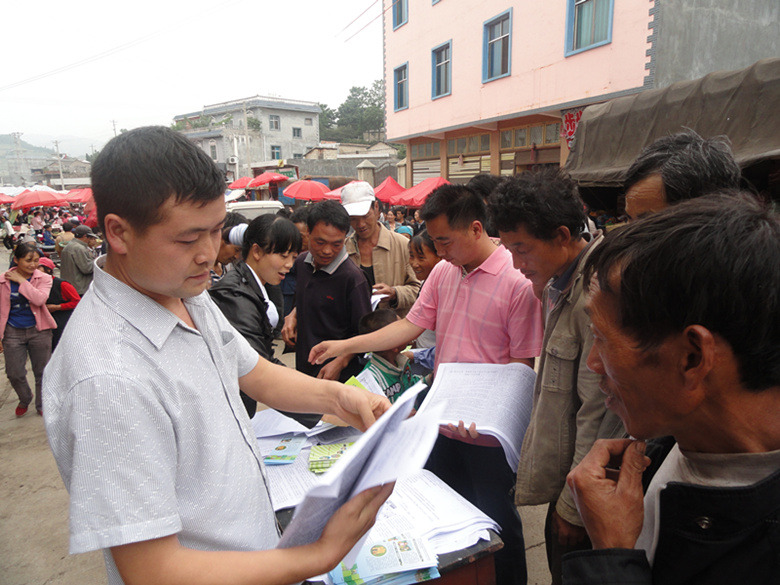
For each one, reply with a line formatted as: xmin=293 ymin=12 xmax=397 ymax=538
xmin=0 ymin=0 xmax=384 ymax=157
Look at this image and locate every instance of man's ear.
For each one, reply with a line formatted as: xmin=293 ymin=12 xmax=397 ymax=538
xmin=680 ymin=325 xmax=716 ymax=391
xmin=470 ymin=219 xmax=484 ymax=239
xmin=553 ymin=226 xmax=572 ymax=246
xmin=103 ymin=214 xmax=132 ymax=255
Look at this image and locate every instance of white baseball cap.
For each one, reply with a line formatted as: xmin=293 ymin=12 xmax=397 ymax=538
xmin=340 ymin=181 xmax=376 ymax=217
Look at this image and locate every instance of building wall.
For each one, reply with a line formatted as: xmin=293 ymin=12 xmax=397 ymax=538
xmin=653 ymin=0 xmax=780 ymax=89
xmin=384 ymin=0 xmax=652 ymax=141
xmin=257 ymin=107 xmax=319 ymax=160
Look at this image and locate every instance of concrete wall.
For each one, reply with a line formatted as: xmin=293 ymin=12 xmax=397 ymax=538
xmin=654 ymin=0 xmax=780 ymax=89
xmin=257 ymin=107 xmax=319 ymax=160
xmin=383 ymin=0 xmax=652 ymax=140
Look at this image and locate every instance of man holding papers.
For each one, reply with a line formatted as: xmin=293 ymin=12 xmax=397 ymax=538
xmin=44 ymin=127 xmax=393 ymax=585
xmin=488 ymin=169 xmax=625 ymax=585
xmin=310 ymin=183 xmax=544 ymax=585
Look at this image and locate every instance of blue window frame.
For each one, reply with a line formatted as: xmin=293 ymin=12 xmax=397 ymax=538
xmin=482 ymin=9 xmax=512 ymax=83
xmin=271 ymin=145 xmax=281 ymax=160
xmin=431 ymin=41 xmax=452 ymax=99
xmin=394 ymin=63 xmax=409 ymax=111
xmin=565 ymin=0 xmax=614 ymax=56
xmin=392 ymin=0 xmax=408 ymax=30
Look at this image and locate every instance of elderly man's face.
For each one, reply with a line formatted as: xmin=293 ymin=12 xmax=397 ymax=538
xmin=585 ymin=276 xmax=683 ymax=440
xmin=625 ymin=174 xmax=666 ymax=221
xmin=349 ymin=202 xmax=380 ymax=241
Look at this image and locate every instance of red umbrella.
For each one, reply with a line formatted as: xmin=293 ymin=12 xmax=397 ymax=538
xmin=0 ymin=193 xmax=15 ymax=204
xmin=11 ymin=189 xmax=66 ymax=210
xmin=228 ymin=176 xmax=253 ymax=189
xmin=246 ymin=172 xmax=290 ymax=189
xmin=324 ymin=180 xmax=360 ymax=200
xmin=65 ymin=188 xmax=93 ymax=203
xmin=396 ymin=177 xmax=450 ymax=207
xmin=282 ymin=180 xmax=330 ymax=201
xmin=374 ymin=176 xmax=406 ymax=204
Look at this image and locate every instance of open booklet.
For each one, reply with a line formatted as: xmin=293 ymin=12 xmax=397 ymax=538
xmin=415 ymin=362 xmax=536 ymax=471
xmin=277 ymin=380 xmax=444 ymax=559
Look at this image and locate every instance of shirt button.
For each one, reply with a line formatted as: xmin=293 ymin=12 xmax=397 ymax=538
xmin=695 ymin=516 xmax=713 ymax=530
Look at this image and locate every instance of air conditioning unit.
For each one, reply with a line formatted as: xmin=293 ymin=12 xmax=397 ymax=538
xmin=227 ymin=156 xmax=238 ymax=164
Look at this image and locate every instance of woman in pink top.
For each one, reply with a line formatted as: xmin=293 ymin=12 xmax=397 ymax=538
xmin=0 ymin=243 xmax=56 ymax=416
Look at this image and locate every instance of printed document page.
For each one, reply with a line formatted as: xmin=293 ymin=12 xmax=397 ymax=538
xmin=415 ymin=362 xmax=535 ymax=471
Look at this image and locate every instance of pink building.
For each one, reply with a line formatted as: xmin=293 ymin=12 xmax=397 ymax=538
xmin=383 ymin=0 xmax=780 ymax=187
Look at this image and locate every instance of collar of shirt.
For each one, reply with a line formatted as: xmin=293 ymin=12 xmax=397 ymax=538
xmin=244 ymin=263 xmax=279 ymax=328
xmin=462 ymin=244 xmax=506 ymax=279
xmin=304 ymin=246 xmax=349 ymax=274
xmin=91 ymin=255 xmax=206 ymax=350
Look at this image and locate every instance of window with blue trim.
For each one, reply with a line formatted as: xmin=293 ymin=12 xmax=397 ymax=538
xmin=394 ymin=64 xmax=409 ymax=111
xmin=432 ymin=42 xmax=451 ymax=99
xmin=271 ymin=145 xmax=281 ymax=160
xmin=393 ymin=0 xmax=408 ymax=29
xmin=566 ymin=0 xmax=613 ymax=55
xmin=483 ymin=10 xmax=512 ymax=83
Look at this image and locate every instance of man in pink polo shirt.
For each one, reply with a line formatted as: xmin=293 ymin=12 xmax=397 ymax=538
xmin=310 ymin=183 xmax=544 ymax=585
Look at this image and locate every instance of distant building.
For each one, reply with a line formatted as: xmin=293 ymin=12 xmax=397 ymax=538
xmin=383 ymin=0 xmax=780 ymax=185
xmin=304 ymin=141 xmax=399 ymax=160
xmin=173 ymin=95 xmax=320 ymax=180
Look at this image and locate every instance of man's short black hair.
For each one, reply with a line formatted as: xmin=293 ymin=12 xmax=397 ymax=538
xmin=307 ymin=200 xmax=350 ymax=234
xmin=290 ymin=206 xmax=310 ymax=225
xmin=585 ymin=191 xmax=780 ymax=391
xmin=467 ymin=174 xmax=506 ymax=201
xmin=488 ymin=168 xmax=586 ymax=240
xmin=91 ymin=126 xmax=226 ymax=232
xmin=62 ymin=221 xmax=74 ymax=233
xmin=359 ymin=309 xmax=399 ymax=335
xmin=624 ymin=130 xmax=741 ymax=205
xmin=420 ymin=184 xmax=486 ymax=230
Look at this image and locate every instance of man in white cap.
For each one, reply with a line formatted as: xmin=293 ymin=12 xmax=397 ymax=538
xmin=341 ymin=181 xmax=420 ymax=313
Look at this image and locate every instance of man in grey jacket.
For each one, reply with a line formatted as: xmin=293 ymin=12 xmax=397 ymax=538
xmin=59 ymin=224 xmax=97 ymax=295
xmin=488 ymin=169 xmax=625 ymax=585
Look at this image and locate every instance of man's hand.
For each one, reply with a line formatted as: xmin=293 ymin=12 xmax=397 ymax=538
xmin=331 ymin=382 xmax=391 ymax=431
xmin=282 ymin=309 xmax=297 ymax=348
xmin=315 ymin=483 xmax=395 ymax=569
xmin=317 ymin=356 xmax=348 ymax=381
xmin=310 ymin=339 xmax=349 ymax=366
xmin=446 ymin=420 xmax=481 ymax=440
xmin=46 ymin=303 xmax=61 ymax=312
xmin=566 ymin=439 xmax=650 ymax=550
xmin=372 ymin=283 xmax=397 ymax=302
xmin=550 ymin=509 xmax=588 ymax=547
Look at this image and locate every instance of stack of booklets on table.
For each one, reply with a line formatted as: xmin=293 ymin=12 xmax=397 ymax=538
xmin=329 ymin=534 xmax=439 ymax=585
xmin=308 ymin=442 xmax=355 ymax=474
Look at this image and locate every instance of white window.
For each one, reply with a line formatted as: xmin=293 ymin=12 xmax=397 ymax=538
xmin=394 ymin=64 xmax=409 ymax=111
xmin=293 ymin=127 xmax=302 ymax=138
xmin=483 ymin=10 xmax=512 ymax=82
xmin=566 ymin=0 xmax=613 ymax=55
xmin=271 ymin=145 xmax=282 ymax=160
xmin=432 ymin=41 xmax=451 ymax=99
xmin=269 ymin=115 xmax=281 ymax=131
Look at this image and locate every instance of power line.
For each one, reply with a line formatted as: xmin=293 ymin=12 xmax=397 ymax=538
xmin=336 ymin=0 xmax=380 ymax=37
xmin=343 ymin=0 xmax=390 ymax=43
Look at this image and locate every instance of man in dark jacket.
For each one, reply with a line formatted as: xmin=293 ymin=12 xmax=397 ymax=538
xmin=563 ymin=194 xmax=780 ymax=584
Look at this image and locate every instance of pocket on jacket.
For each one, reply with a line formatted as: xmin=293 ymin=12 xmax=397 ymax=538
xmin=540 ymin=333 xmax=581 ymax=393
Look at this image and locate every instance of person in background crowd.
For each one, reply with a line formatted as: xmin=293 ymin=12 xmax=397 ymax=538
xmin=37 ymin=257 xmax=80 ymax=351
xmin=210 ymin=211 xmax=247 ymax=286
xmin=59 ymin=225 xmax=97 ymax=295
xmin=54 ymin=221 xmax=76 ymax=256
xmin=489 ymin=169 xmax=625 ymax=584
xmin=280 ymin=207 xmax=310 ymax=317
xmin=1 ymin=242 xmax=55 ymax=417
xmin=407 ymin=229 xmax=440 ymax=350
xmin=282 ymin=200 xmax=372 ymax=382
xmin=210 ymin=215 xmax=303 ymax=418
xmin=1 ymin=214 xmax=15 ymax=250
xmin=341 ymin=182 xmax=420 ymax=313
xmin=623 ymin=129 xmax=742 ymax=220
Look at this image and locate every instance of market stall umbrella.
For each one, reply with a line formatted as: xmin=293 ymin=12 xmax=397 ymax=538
xmin=228 ymin=176 xmax=253 ymax=189
xmin=282 ymin=180 xmax=330 ymax=201
xmin=11 ymin=189 xmax=67 ymax=210
xmin=396 ymin=177 xmax=450 ymax=207
xmin=0 ymin=193 xmax=15 ymax=204
xmin=374 ymin=176 xmax=406 ymax=204
xmin=324 ymin=180 xmax=360 ymax=200
xmin=64 ymin=188 xmax=93 ymax=203
xmin=246 ymin=172 xmax=290 ymax=189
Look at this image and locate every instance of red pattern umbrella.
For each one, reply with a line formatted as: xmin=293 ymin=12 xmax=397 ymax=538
xmin=11 ymin=189 xmax=67 ymax=210
xmin=374 ymin=176 xmax=406 ymax=204
xmin=395 ymin=177 xmax=450 ymax=207
xmin=282 ymin=180 xmax=330 ymax=201
xmin=228 ymin=176 xmax=253 ymax=189
xmin=246 ymin=172 xmax=290 ymax=189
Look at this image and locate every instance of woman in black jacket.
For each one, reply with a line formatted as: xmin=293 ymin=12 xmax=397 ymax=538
xmin=209 ymin=214 xmax=302 ymax=418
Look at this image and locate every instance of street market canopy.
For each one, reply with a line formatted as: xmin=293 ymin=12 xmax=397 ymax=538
xmin=565 ymin=58 xmax=780 ymax=188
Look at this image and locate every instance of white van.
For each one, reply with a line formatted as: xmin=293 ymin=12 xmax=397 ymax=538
xmin=226 ymin=200 xmax=284 ymax=220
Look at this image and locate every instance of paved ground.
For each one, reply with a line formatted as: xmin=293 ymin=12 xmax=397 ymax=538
xmin=0 ymin=250 xmax=551 ymax=584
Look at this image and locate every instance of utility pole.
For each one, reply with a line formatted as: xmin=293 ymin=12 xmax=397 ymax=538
xmin=11 ymin=132 xmax=24 ymax=185
xmin=53 ymin=140 xmax=65 ymax=190
xmin=111 ymin=120 xmax=117 ymax=137
xmin=243 ymin=101 xmax=250 ymax=177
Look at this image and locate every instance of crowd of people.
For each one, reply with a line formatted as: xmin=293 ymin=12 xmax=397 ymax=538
xmin=27 ymin=125 xmax=779 ymax=585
